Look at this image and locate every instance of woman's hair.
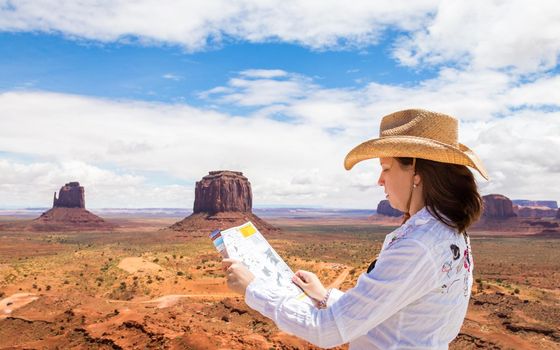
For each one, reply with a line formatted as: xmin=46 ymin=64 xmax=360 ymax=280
xmin=395 ymin=157 xmax=483 ymax=233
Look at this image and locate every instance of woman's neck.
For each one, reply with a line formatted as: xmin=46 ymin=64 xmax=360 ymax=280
xmin=408 ymin=190 xmax=425 ymax=217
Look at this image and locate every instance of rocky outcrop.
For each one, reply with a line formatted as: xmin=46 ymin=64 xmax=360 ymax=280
xmin=482 ymin=194 xmax=516 ymax=219
xmin=512 ymin=200 xmax=558 ymax=209
xmin=376 ymin=200 xmax=403 ymax=217
xmin=33 ymin=208 xmax=111 ymax=230
xmin=170 ymin=171 xmax=278 ymax=235
xmin=30 ymin=182 xmax=113 ymax=231
xmin=53 ymin=182 xmax=85 ymax=208
xmin=193 ymin=171 xmax=251 ymax=213
xmin=471 ymin=194 xmax=560 ymax=233
xmin=557 ymin=208 xmax=560 ymax=219
xmin=516 ymin=206 xmax=558 ymax=218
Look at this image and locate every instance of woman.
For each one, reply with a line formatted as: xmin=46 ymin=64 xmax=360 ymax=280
xmin=223 ymin=109 xmax=489 ymax=349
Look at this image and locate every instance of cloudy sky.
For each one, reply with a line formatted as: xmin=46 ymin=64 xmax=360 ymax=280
xmin=1 ymin=0 xmax=559 ymax=209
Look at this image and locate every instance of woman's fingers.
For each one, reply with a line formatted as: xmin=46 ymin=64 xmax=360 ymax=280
xmin=292 ymin=274 xmax=305 ymax=286
xmin=222 ymin=258 xmax=238 ymax=271
xmin=295 ymin=270 xmax=314 ymax=283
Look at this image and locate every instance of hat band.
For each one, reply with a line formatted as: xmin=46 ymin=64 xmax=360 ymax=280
xmin=379 ymin=135 xmax=460 ymax=149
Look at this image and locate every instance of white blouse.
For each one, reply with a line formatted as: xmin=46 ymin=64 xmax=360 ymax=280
xmin=245 ymin=207 xmax=474 ymax=349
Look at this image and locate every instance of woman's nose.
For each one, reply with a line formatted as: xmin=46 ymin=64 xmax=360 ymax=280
xmin=377 ymin=174 xmax=384 ymax=186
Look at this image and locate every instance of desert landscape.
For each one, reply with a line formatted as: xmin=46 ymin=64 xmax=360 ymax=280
xmin=1 ymin=214 xmax=559 ymax=349
xmin=0 ymin=174 xmax=559 ymax=349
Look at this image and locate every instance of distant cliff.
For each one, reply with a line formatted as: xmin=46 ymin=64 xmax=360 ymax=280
xmin=376 ymin=200 xmax=403 ymax=217
xmin=482 ymin=194 xmax=516 ymax=219
xmin=516 ymin=206 xmax=558 ymax=218
xmin=512 ymin=200 xmax=557 ymax=209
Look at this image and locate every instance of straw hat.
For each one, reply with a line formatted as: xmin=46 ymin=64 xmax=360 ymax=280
xmin=344 ymin=109 xmax=489 ymax=180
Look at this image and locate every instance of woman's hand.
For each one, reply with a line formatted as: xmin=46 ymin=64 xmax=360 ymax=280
xmin=222 ymin=258 xmax=255 ymax=295
xmin=292 ymin=270 xmax=327 ymax=301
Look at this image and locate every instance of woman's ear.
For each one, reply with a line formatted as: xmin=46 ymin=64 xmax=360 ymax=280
xmin=413 ymin=173 xmax=422 ymax=186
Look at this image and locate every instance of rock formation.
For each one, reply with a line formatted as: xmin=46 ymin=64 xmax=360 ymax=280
xmin=512 ymin=200 xmax=557 ymax=209
xmin=516 ymin=206 xmax=558 ymax=218
xmin=557 ymin=208 xmax=560 ymax=220
xmin=376 ymin=200 xmax=403 ymax=217
xmin=31 ymin=182 xmax=113 ymax=231
xmin=169 ymin=171 xmax=278 ymax=235
xmin=473 ymin=194 xmax=558 ymax=233
xmin=53 ymin=182 xmax=85 ymax=208
xmin=482 ymin=194 xmax=516 ymax=219
xmin=193 ymin=171 xmax=252 ymax=213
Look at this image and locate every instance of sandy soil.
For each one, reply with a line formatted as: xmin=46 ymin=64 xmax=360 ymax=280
xmin=118 ymin=257 xmax=163 ymax=273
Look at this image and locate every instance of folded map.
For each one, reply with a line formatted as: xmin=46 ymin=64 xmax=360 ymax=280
xmin=210 ymin=221 xmax=309 ymax=299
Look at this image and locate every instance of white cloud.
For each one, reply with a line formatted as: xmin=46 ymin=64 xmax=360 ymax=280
xmin=506 ymin=75 xmax=560 ymax=107
xmin=393 ymin=0 xmax=560 ymax=73
xmin=196 ymin=68 xmax=560 ymax=205
xmin=162 ymin=73 xmax=182 ymax=81
xmin=240 ymin=69 xmax=288 ymax=79
xmin=0 ymin=1 xmax=435 ymax=50
xmin=202 ymin=72 xmax=314 ymax=107
xmin=0 ymin=91 xmax=357 ymax=207
xmin=2 ymin=57 xmax=560 ymax=209
xmin=2 ymin=1 xmax=559 ymax=75
xmin=0 ymin=159 xmax=192 ymax=208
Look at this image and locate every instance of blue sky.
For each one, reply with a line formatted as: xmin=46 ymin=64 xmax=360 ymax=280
xmin=0 ymin=1 xmax=559 ymax=209
xmin=0 ymin=32 xmax=435 ymax=105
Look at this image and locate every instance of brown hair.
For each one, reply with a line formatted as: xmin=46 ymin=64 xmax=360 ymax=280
xmin=396 ymin=157 xmax=483 ymax=233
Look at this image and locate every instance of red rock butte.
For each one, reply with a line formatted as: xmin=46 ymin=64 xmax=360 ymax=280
xmin=473 ymin=193 xmax=559 ymax=234
xmin=376 ymin=200 xmax=403 ymax=217
xmin=482 ymin=194 xmax=517 ymax=219
xmin=30 ymin=182 xmax=113 ymax=231
xmin=169 ymin=171 xmax=278 ymax=235
xmin=53 ymin=181 xmax=85 ymax=208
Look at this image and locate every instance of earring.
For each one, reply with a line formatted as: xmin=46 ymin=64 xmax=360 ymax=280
xmin=413 ymin=184 xmax=417 ymax=188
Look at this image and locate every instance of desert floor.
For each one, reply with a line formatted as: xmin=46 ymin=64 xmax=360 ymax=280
xmin=0 ymin=216 xmax=558 ymax=349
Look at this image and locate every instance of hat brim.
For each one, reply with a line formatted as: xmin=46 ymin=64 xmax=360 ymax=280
xmin=344 ymin=135 xmax=489 ymax=180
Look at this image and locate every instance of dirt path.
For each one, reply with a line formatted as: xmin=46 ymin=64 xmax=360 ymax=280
xmin=328 ymin=265 xmax=350 ymax=289
xmin=0 ymin=293 xmax=39 ymax=319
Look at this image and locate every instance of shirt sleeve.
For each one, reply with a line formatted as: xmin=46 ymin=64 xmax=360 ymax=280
xmin=245 ymin=277 xmax=345 ymax=348
xmin=245 ymin=237 xmax=438 ymax=348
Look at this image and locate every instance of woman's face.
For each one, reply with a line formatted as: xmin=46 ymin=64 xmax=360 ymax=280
xmin=377 ymin=157 xmax=416 ymax=212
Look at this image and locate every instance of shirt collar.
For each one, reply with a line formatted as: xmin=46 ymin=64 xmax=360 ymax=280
xmin=403 ymin=206 xmax=433 ymax=227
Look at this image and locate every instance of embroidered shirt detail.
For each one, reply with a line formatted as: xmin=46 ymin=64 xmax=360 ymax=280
xmin=386 ymin=224 xmax=414 ymax=248
xmin=463 ymin=248 xmax=471 ymax=272
xmin=450 ymin=244 xmax=460 ymax=260
xmin=441 ymin=261 xmax=452 ymax=277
